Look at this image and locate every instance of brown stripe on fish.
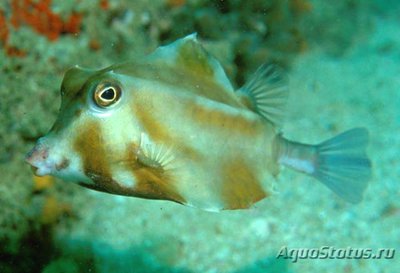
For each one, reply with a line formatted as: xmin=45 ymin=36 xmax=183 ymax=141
xmin=131 ymin=167 xmax=185 ymax=203
xmin=220 ymin=160 xmax=267 ymax=209
xmin=74 ymin=125 xmax=136 ymax=195
xmin=132 ymin=103 xmax=171 ymax=143
xmin=131 ymin=103 xmax=202 ymax=162
xmin=188 ymin=101 xmax=262 ymax=137
xmin=123 ymin=142 xmax=186 ymax=204
xmin=73 ymin=120 xmax=117 ymax=192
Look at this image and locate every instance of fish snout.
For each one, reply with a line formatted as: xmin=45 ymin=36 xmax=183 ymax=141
xmin=25 ymin=140 xmax=52 ymax=176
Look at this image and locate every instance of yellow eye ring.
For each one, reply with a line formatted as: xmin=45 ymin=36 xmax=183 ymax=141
xmin=93 ymin=82 xmax=121 ymax=108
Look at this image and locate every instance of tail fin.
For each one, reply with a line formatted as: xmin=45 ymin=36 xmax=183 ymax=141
xmin=277 ymin=128 xmax=372 ymax=203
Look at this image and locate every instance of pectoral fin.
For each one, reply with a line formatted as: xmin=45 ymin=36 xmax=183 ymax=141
xmin=135 ymin=133 xmax=176 ymax=172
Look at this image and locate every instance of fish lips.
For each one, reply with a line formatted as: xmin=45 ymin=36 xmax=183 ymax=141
xmin=25 ymin=142 xmax=52 ymax=176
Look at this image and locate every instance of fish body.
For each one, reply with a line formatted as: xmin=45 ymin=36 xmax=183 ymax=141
xmin=26 ymin=34 xmax=371 ymax=211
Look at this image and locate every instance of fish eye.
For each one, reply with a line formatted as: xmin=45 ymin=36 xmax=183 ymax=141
xmin=93 ymin=82 xmax=121 ymax=108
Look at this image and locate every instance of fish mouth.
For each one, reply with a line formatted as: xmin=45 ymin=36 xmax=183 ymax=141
xmin=25 ymin=156 xmax=53 ymax=176
xmin=30 ymin=165 xmax=38 ymax=173
xmin=25 ymin=144 xmax=53 ymax=176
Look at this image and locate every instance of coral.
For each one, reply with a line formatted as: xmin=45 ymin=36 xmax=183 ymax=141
xmin=0 ymin=9 xmax=26 ymax=57
xmin=10 ymin=0 xmax=83 ymax=41
xmin=0 ymin=0 xmax=83 ymax=57
xmin=99 ymin=0 xmax=110 ymax=10
xmin=166 ymin=0 xmax=186 ymax=8
xmin=0 ymin=10 xmax=9 ymax=46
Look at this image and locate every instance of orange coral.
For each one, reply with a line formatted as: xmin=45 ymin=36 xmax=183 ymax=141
xmin=64 ymin=13 xmax=83 ymax=35
xmin=99 ymin=0 xmax=109 ymax=10
xmin=10 ymin=0 xmax=83 ymax=41
xmin=1 ymin=0 xmax=84 ymax=56
xmin=0 ymin=10 xmax=8 ymax=46
xmin=5 ymin=46 xmax=27 ymax=57
xmin=167 ymin=0 xmax=186 ymax=8
xmin=0 ymin=9 xmax=26 ymax=57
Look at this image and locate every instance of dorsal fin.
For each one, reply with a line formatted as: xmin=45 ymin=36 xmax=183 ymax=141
xmin=148 ymin=33 xmax=234 ymax=93
xmin=238 ymin=63 xmax=289 ymax=128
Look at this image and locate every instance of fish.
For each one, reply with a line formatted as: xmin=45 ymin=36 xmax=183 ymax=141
xmin=25 ymin=34 xmax=372 ymax=211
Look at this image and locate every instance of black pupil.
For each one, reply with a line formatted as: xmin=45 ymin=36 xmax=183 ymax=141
xmin=101 ymin=88 xmax=115 ymax=100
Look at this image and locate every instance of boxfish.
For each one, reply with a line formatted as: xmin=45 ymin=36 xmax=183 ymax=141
xmin=25 ymin=34 xmax=371 ymax=211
